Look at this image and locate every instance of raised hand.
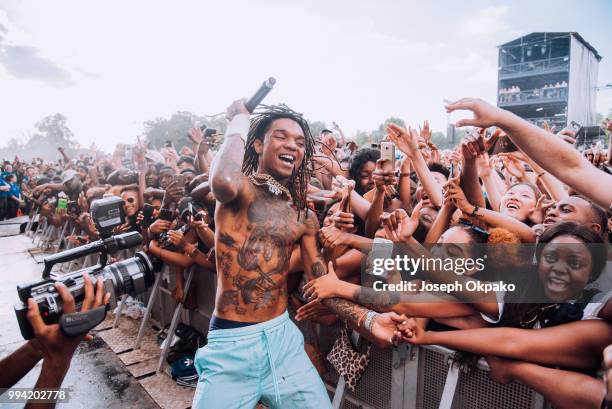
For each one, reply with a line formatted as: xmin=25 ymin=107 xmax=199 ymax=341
xmin=419 ymin=120 xmax=432 ymax=142
xmin=476 ymin=152 xmax=492 ymax=177
xmin=189 ymin=127 xmax=204 ymax=145
xmin=373 ymin=158 xmax=395 ymax=189
xmin=529 ymin=195 xmax=555 ymax=225
xmin=386 ymin=123 xmax=419 ymax=157
xmin=445 ymin=98 xmax=507 ymax=128
xmin=226 ymin=98 xmax=249 ymax=121
xmin=501 ymin=153 xmax=526 ymax=182
xmin=381 ymin=204 xmax=421 ymax=242
xmin=444 ymin=176 xmax=473 ymax=213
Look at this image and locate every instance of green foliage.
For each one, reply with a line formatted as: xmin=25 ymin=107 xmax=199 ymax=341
xmin=0 ymin=113 xmax=77 ymax=161
xmin=370 ymin=117 xmax=406 ymax=142
xmin=307 ymin=120 xmax=327 ymax=138
xmin=143 ymin=111 xmax=227 ymax=150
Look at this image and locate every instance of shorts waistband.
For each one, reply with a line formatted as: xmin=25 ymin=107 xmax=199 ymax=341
xmin=206 ymin=311 xmax=290 ymax=341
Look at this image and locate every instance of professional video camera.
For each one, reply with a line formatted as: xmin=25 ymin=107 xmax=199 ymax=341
xmin=13 ymin=197 xmax=160 ymax=340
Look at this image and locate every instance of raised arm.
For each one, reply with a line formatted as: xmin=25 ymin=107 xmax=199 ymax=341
xmin=446 ymin=98 xmax=612 ymax=208
xmin=209 ymin=100 xmax=250 ymax=204
xmin=387 ymin=123 xmax=443 ymax=208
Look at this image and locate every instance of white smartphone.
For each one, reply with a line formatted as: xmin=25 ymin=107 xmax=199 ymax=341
xmin=380 ymin=141 xmax=396 ymax=171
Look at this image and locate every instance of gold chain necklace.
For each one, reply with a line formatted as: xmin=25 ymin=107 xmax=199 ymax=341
xmin=249 ymin=173 xmax=292 ymax=200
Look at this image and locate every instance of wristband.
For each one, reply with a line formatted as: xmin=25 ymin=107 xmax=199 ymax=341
xmin=187 ymin=244 xmax=199 ymax=258
xmin=224 ymin=114 xmax=249 ymax=145
xmin=363 ymin=310 xmax=379 ymax=332
xmin=470 ymin=205 xmax=480 ymax=217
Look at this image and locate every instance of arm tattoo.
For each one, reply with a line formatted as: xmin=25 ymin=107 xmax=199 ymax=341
xmin=311 ymin=261 xmax=326 ymax=278
xmin=353 ymin=287 xmax=402 ymax=313
xmin=323 ymin=298 xmax=369 ymax=329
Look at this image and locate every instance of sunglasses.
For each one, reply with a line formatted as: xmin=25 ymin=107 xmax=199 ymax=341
xmin=519 ymin=303 xmax=559 ymax=328
xmin=126 ymin=197 xmax=136 ymax=204
xmin=458 ymin=218 xmax=490 ymax=239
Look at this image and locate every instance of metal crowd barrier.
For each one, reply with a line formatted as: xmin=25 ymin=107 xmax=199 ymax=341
xmin=25 ymin=225 xmax=551 ymax=408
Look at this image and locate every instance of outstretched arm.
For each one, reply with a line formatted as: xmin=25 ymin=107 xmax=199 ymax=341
xmin=407 ymin=319 xmax=612 ymax=369
xmin=446 ymin=98 xmax=612 ymax=208
xmin=486 ymin=357 xmax=604 ymax=409
xmin=209 ymin=100 xmax=250 ymax=204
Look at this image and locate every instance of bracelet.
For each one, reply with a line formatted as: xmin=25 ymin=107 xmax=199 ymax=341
xmin=536 ymin=172 xmax=546 ymax=179
xmin=470 ymin=205 xmax=480 ymax=217
xmin=187 ymin=244 xmax=199 ymax=258
xmin=363 ymin=310 xmax=379 ymax=332
xmin=398 ymin=172 xmax=411 ymax=177
xmin=357 ymin=310 xmax=369 ymax=328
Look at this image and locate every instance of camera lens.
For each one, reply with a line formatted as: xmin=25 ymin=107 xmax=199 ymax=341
xmin=101 ymin=252 xmax=154 ymax=296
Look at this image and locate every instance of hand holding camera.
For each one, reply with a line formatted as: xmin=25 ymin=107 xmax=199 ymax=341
xmin=27 ymin=273 xmax=110 ymax=365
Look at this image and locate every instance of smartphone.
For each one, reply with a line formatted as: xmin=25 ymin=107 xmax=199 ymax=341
xmin=56 ymin=198 xmax=67 ymax=210
xmin=141 ymin=203 xmax=155 ymax=228
xmin=67 ymin=201 xmax=80 ymax=215
xmin=570 ymin=121 xmax=582 ymax=133
xmin=164 ymin=140 xmax=173 ymax=148
xmin=174 ymin=174 xmax=185 ymax=187
xmin=380 ymin=141 xmax=396 ymax=171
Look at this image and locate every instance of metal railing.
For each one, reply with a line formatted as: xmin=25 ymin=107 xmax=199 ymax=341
xmin=499 ymin=56 xmax=569 ymax=77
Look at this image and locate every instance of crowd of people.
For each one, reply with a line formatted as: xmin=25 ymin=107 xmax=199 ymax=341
xmin=498 ymin=81 xmax=569 ymax=104
xmin=1 ymin=98 xmax=612 ymax=408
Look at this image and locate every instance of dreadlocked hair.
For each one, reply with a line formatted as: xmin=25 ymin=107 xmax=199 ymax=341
xmin=242 ymin=104 xmax=315 ymax=211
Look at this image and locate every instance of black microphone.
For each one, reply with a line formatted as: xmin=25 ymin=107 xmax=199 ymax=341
xmin=245 ymin=77 xmax=276 ymax=113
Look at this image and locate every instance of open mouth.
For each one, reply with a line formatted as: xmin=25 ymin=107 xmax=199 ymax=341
xmin=505 ymin=200 xmax=520 ymax=210
xmin=278 ymin=154 xmax=296 ymax=166
xmin=546 ymin=276 xmax=568 ymax=292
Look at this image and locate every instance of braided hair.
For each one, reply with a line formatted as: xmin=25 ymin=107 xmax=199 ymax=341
xmin=242 ymin=104 xmax=315 ymax=211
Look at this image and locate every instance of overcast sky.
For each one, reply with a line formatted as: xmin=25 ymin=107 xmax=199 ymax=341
xmin=0 ymin=0 xmax=611 ymax=152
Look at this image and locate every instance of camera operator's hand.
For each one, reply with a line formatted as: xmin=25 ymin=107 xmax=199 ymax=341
xmin=27 ymin=274 xmax=110 ymax=380
xmin=167 ymin=230 xmax=187 ymax=250
xmin=149 ymin=219 xmax=171 ymax=235
xmin=225 ymin=99 xmax=249 ymax=121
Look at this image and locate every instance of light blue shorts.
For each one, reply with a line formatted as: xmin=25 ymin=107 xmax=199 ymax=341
xmin=192 ymin=311 xmax=332 ymax=409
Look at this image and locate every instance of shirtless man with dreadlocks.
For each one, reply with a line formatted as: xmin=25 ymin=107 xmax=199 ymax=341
xmin=192 ymin=99 xmax=407 ymax=409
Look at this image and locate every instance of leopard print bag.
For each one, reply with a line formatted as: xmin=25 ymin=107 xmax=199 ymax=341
xmin=327 ymin=322 xmax=372 ymax=392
